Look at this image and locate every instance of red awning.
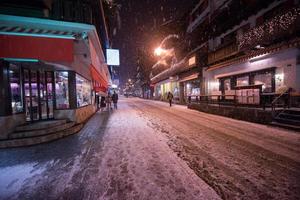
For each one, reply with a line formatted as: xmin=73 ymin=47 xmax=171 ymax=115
xmin=0 ymin=35 xmax=73 ymax=62
xmin=90 ymin=64 xmax=108 ymax=93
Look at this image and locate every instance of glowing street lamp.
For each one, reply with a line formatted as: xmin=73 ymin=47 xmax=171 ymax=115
xmin=154 ymin=47 xmax=165 ymax=56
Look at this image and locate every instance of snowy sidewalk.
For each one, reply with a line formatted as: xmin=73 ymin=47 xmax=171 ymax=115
xmin=0 ymin=98 xmax=220 ymax=200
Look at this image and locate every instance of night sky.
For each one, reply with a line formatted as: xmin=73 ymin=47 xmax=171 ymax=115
xmin=112 ymin=0 xmax=197 ymax=86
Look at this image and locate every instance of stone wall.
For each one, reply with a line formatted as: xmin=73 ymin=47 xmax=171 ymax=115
xmin=75 ymin=105 xmax=96 ymax=123
xmin=188 ymin=103 xmax=274 ymax=124
xmin=0 ymin=113 xmax=26 ymax=139
xmin=54 ymin=105 xmax=96 ymax=124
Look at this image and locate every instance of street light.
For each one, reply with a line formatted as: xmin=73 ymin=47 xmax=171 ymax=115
xmin=154 ymin=47 xmax=165 ymax=56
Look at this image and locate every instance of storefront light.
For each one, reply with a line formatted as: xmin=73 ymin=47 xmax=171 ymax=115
xmin=4 ymin=58 xmax=39 ymax=62
xmin=111 ymin=84 xmax=118 ymax=88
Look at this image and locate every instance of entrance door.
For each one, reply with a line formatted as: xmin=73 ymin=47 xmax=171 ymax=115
xmin=24 ymin=69 xmax=54 ymax=122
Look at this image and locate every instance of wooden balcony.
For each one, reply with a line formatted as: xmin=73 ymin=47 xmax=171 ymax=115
xmin=238 ymin=7 xmax=300 ymax=50
xmin=208 ymin=41 xmax=239 ymax=64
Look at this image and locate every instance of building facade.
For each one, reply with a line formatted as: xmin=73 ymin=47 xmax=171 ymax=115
xmin=151 ymin=0 xmax=300 ymax=107
xmin=0 ymin=0 xmax=111 ymax=139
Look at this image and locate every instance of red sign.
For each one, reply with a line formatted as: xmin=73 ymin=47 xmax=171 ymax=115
xmin=0 ymin=35 xmax=74 ymax=62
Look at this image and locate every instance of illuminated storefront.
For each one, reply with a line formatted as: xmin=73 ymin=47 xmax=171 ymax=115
xmin=0 ymin=14 xmax=109 ymax=139
xmin=204 ymin=48 xmax=300 ymax=105
xmin=154 ymin=80 xmax=179 ymax=101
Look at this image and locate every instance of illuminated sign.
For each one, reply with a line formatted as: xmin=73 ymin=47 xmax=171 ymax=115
xmin=188 ymin=56 xmax=196 ymax=66
xmin=106 ymin=49 xmax=120 ymax=66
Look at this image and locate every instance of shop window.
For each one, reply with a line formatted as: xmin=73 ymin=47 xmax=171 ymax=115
xmin=186 ymin=80 xmax=200 ymax=96
xmin=224 ymin=78 xmax=231 ymax=90
xmin=236 ymin=76 xmax=249 ymax=86
xmin=9 ymin=64 xmax=23 ymax=113
xmin=55 ymin=71 xmax=69 ymax=109
xmin=76 ymin=74 xmax=91 ymax=107
xmin=174 ymin=87 xmax=179 ymax=98
xmin=254 ymin=72 xmax=273 ymax=93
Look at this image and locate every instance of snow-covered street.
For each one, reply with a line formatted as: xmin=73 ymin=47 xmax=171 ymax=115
xmin=0 ymin=97 xmax=299 ymax=200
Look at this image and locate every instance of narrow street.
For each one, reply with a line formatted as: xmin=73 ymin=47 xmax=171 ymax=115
xmin=0 ymin=97 xmax=299 ymax=200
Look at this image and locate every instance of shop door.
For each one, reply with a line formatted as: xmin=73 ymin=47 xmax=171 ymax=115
xmin=24 ymin=69 xmax=54 ymax=122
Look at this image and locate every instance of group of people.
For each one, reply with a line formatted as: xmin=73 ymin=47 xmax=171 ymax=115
xmin=99 ymin=90 xmax=174 ymax=111
xmin=100 ymin=91 xmax=119 ymax=111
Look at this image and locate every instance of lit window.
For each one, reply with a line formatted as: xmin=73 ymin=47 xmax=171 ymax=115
xmin=188 ymin=56 xmax=196 ymax=66
xmin=224 ymin=79 xmax=231 ymax=90
xmin=9 ymin=64 xmax=23 ymax=113
xmin=76 ymin=74 xmax=91 ymax=107
xmin=237 ymin=76 xmax=249 ymax=86
xmin=55 ymin=71 xmax=69 ymax=109
xmin=254 ymin=72 xmax=272 ymax=93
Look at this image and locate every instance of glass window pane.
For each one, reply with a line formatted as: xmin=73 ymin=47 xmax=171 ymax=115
xmin=9 ymin=64 xmax=23 ymax=113
xmin=76 ymin=74 xmax=91 ymax=107
xmin=55 ymin=71 xmax=69 ymax=109
xmin=254 ymin=71 xmax=272 ymax=93
xmin=224 ymin=79 xmax=231 ymax=90
xmin=237 ymin=76 xmax=249 ymax=86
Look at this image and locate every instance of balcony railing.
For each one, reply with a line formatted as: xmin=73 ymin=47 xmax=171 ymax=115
xmin=208 ymin=41 xmax=239 ymax=64
xmin=237 ymin=7 xmax=300 ymax=50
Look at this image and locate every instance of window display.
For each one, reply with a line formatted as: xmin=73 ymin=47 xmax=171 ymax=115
xmin=9 ymin=64 xmax=23 ymax=113
xmin=76 ymin=74 xmax=91 ymax=107
xmin=55 ymin=71 xmax=69 ymax=109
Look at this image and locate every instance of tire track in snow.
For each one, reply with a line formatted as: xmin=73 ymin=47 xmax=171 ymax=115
xmin=129 ymin=99 xmax=300 ymax=200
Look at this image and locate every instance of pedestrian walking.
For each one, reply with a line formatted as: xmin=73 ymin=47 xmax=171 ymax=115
xmin=167 ymin=91 xmax=173 ymax=107
xmin=106 ymin=93 xmax=112 ymax=110
xmin=100 ymin=96 xmax=106 ymax=111
xmin=112 ymin=91 xmax=119 ymax=109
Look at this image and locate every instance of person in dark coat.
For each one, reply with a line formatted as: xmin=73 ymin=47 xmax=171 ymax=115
xmin=167 ymin=91 xmax=173 ymax=107
xmin=100 ymin=96 xmax=106 ymax=111
xmin=112 ymin=91 xmax=119 ymax=109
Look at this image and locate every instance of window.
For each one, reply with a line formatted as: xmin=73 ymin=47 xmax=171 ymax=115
xmin=254 ymin=71 xmax=273 ymax=93
xmin=76 ymin=74 xmax=91 ymax=107
xmin=237 ymin=76 xmax=249 ymax=86
xmin=9 ymin=64 xmax=23 ymax=113
xmin=185 ymin=79 xmax=200 ymax=96
xmin=55 ymin=71 xmax=69 ymax=109
xmin=224 ymin=78 xmax=231 ymax=90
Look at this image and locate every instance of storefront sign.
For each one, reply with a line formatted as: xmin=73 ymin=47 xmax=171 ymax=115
xmin=0 ymin=35 xmax=74 ymax=62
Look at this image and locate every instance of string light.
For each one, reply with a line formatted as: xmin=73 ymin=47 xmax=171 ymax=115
xmin=238 ymin=8 xmax=300 ymax=49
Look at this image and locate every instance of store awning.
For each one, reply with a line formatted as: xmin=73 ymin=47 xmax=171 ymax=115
xmin=90 ymin=64 xmax=108 ymax=93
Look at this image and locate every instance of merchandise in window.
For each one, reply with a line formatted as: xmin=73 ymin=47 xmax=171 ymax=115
xmin=76 ymin=74 xmax=91 ymax=107
xmin=9 ymin=64 xmax=23 ymax=113
xmin=55 ymin=71 xmax=69 ymax=109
